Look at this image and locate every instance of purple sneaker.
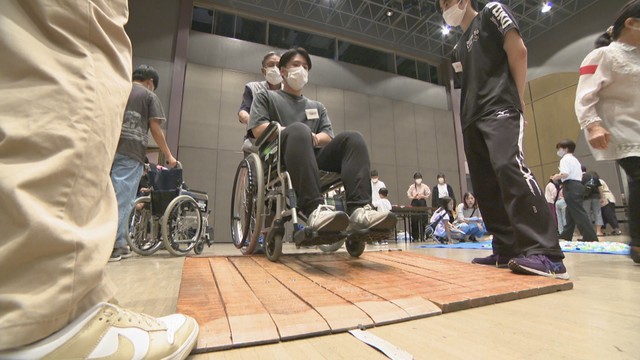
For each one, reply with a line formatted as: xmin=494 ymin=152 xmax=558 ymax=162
xmin=508 ymin=254 xmax=570 ymax=280
xmin=471 ymin=253 xmax=513 ymax=268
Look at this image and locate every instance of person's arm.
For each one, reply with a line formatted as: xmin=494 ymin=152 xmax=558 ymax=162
xmin=456 ymin=203 xmax=466 ymax=223
xmin=575 ymin=49 xmax=612 ymax=150
xmin=149 ymin=119 xmax=177 ymax=167
xmin=249 ymin=91 xmax=274 ymax=139
xmin=238 ymin=86 xmax=253 ymax=125
xmin=407 ymin=185 xmax=414 ymax=200
xmin=503 ymin=29 xmax=528 ymax=112
xmin=313 ymin=104 xmax=334 ymax=147
xmin=424 ymin=185 xmax=431 ymax=200
xmin=238 ymin=110 xmax=250 ymax=125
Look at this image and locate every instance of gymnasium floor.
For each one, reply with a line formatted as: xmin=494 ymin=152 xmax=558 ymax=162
xmin=107 ymin=236 xmax=638 ymax=360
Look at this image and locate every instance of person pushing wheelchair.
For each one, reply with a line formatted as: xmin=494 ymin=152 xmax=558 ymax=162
xmin=247 ymin=47 xmax=396 ymax=239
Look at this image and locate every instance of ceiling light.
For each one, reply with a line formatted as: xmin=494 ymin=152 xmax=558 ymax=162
xmin=386 ymin=9 xmax=394 ymax=17
xmin=442 ymin=25 xmax=450 ymax=35
xmin=541 ymin=2 xmax=552 ymax=13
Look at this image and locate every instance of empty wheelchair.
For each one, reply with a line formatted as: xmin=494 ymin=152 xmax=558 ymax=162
xmin=126 ymin=162 xmax=213 ymax=256
xmin=230 ymin=122 xmax=392 ymax=262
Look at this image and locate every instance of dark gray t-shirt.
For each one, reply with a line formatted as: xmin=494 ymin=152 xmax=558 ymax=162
xmin=247 ymin=90 xmax=334 ymax=138
xmin=116 ymin=83 xmax=166 ymax=163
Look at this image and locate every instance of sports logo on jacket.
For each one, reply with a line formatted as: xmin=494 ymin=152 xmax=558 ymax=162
xmin=486 ymin=2 xmax=513 ymax=30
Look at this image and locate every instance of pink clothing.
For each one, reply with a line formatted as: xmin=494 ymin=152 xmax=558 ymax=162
xmin=407 ymin=183 xmax=431 ymax=201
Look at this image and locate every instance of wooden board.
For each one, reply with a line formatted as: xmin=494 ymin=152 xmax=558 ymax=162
xmin=177 ymin=251 xmax=572 ymax=353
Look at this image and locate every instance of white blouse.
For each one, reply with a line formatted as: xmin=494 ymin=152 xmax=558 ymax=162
xmin=575 ymin=41 xmax=640 ymax=161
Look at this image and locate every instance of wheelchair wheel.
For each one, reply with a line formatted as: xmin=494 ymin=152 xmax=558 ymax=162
xmin=126 ymin=196 xmax=162 ymax=256
xmin=265 ymin=220 xmax=284 ymax=262
xmin=318 ymin=239 xmax=345 ymax=253
xmin=194 ymin=239 xmax=205 ymax=254
xmin=345 ymin=239 xmax=366 ymax=257
xmin=162 ymin=195 xmax=202 ymax=256
xmin=230 ymin=153 xmax=264 ymax=255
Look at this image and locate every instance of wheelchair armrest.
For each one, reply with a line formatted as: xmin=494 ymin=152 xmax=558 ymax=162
xmin=255 ymin=121 xmax=281 ymax=148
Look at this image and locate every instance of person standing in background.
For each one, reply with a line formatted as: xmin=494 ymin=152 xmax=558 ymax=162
xmin=406 ymin=172 xmax=431 ymax=241
xmin=431 ymin=172 xmax=456 ymax=209
xmin=544 ymin=179 xmax=560 ymax=227
xmin=599 ymin=178 xmax=622 ymax=236
xmin=110 ymin=65 xmax=178 ymax=262
xmin=551 ymin=140 xmax=599 ymax=242
xmin=575 ymin=0 xmax=640 ymax=262
xmin=581 ymin=167 xmax=605 ymax=236
xmin=370 ymin=170 xmax=386 ymax=204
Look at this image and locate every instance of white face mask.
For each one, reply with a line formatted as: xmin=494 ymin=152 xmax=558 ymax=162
xmin=557 ymin=149 xmax=566 ymax=157
xmin=415 ymin=178 xmax=423 ymax=185
xmin=443 ymin=0 xmax=468 ymax=27
xmin=264 ymin=66 xmax=282 ymax=85
xmin=372 ymin=178 xmax=379 ymax=184
xmin=285 ymin=66 xmax=308 ymax=91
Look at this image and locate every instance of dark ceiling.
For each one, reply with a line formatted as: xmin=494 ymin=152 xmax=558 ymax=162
xmin=205 ymin=0 xmax=601 ymax=62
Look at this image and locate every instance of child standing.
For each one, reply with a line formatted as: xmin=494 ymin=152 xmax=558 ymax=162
xmin=436 ymin=0 xmax=567 ymax=279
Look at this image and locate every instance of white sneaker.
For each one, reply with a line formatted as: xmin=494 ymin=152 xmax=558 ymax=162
xmin=348 ymin=205 xmax=397 ymax=231
xmin=307 ymin=204 xmax=349 ymax=232
xmin=0 ymin=302 xmax=199 ymax=360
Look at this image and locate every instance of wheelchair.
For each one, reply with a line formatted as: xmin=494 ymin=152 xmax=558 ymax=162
xmin=230 ymin=122 xmax=391 ymax=262
xmin=126 ymin=162 xmax=213 ymax=256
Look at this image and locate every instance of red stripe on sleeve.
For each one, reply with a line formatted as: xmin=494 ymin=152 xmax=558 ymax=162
xmin=579 ymin=65 xmax=598 ymax=75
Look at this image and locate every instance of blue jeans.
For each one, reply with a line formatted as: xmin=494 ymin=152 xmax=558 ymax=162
xmin=111 ymin=153 xmax=143 ymax=249
xmin=457 ymin=222 xmax=487 ymax=238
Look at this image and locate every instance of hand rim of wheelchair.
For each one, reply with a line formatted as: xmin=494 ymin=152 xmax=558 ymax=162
xmin=126 ymin=196 xmax=163 ymax=256
xmin=230 ymin=153 xmax=264 ymax=255
xmin=161 ymin=194 xmax=202 ymax=256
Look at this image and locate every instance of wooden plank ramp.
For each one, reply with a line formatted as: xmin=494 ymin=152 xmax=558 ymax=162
xmin=177 ymin=251 xmax=572 ymax=353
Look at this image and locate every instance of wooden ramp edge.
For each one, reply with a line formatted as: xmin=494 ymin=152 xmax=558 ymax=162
xmin=178 ymin=252 xmax=572 ymax=353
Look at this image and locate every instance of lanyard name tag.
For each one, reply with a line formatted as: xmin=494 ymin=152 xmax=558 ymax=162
xmin=452 ymin=62 xmax=463 ymax=73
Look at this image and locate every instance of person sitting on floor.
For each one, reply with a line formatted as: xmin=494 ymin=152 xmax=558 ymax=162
xmin=455 ymin=192 xmax=487 ymax=242
xmin=430 ymin=196 xmax=465 ymax=243
xmin=248 ymin=47 xmax=396 ymax=236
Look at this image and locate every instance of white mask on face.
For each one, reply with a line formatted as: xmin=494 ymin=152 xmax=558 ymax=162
xmin=557 ymin=149 xmax=566 ymax=157
xmin=372 ymin=178 xmax=379 ymax=184
xmin=285 ymin=66 xmax=308 ymax=91
xmin=443 ymin=0 xmax=468 ymax=27
xmin=415 ymin=178 xmax=423 ymax=185
xmin=265 ymin=66 xmax=282 ymax=85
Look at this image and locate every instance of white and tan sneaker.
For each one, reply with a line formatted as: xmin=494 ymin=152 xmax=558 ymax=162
xmin=348 ymin=204 xmax=397 ymax=231
xmin=307 ymin=204 xmax=350 ymax=233
xmin=0 ymin=302 xmax=199 ymax=360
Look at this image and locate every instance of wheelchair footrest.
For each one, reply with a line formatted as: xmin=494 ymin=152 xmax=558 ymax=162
xmin=294 ymin=226 xmax=347 ymax=247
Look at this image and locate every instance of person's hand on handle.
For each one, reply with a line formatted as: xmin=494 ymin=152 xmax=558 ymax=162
xmin=166 ymin=156 xmax=178 ymax=168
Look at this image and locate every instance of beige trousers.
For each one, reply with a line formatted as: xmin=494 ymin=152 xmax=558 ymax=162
xmin=0 ymin=0 xmax=132 ymax=349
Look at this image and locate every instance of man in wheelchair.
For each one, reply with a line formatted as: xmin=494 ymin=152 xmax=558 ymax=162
xmin=248 ymin=47 xmax=396 ymax=239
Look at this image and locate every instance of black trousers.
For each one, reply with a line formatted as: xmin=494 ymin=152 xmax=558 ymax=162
xmin=618 ymin=157 xmax=640 ymax=247
xmin=463 ymin=109 xmax=563 ymax=258
xmin=280 ymin=122 xmax=371 ymax=216
xmin=601 ymin=202 xmax=619 ymax=230
xmin=559 ymin=180 xmax=598 ymax=241
xmin=410 ymin=198 xmax=427 ymax=240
